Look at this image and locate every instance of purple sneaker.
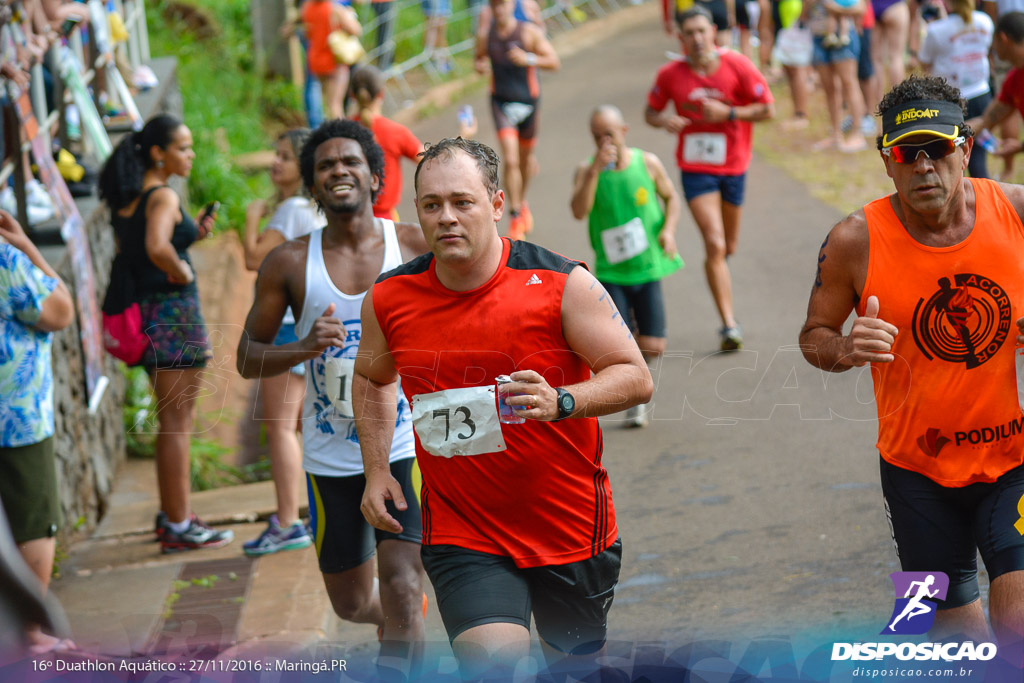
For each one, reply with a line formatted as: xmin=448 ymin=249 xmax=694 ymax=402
xmin=243 ymin=515 xmax=312 ymax=557
xmin=160 ymin=515 xmax=234 ymax=554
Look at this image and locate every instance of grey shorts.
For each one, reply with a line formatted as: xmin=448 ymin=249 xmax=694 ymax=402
xmin=602 ymin=280 xmax=667 ymax=338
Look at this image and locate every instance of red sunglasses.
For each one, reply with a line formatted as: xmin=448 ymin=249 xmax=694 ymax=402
xmin=882 ymin=136 xmax=966 ymax=164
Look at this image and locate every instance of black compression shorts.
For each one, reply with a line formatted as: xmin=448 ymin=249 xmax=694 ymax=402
xmin=880 ymin=456 xmax=1024 ymax=609
xmin=307 ymin=458 xmax=422 ymax=574
xmin=421 ymin=538 xmax=622 ymax=654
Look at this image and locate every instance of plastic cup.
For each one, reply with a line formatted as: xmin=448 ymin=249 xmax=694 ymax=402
xmin=496 ymin=375 xmax=526 ymax=424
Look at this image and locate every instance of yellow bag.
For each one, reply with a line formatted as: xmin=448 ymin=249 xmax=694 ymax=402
xmin=108 ymin=11 xmax=129 ymax=44
xmin=327 ymin=30 xmax=365 ymax=66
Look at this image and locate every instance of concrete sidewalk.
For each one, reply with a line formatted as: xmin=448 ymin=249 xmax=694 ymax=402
xmin=47 ymin=456 xmax=450 ymax=665
xmin=48 ymin=458 xmax=333 ymax=657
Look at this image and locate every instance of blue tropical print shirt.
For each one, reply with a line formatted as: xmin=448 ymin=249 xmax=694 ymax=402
xmin=0 ymin=244 xmax=58 ymax=447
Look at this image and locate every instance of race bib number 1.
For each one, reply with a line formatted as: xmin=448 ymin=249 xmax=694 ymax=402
xmin=325 ymin=356 xmax=355 ymax=417
xmin=601 ymin=217 xmax=649 ymax=265
xmin=683 ymin=132 xmax=727 ymax=165
xmin=412 ymin=386 xmax=507 ymax=457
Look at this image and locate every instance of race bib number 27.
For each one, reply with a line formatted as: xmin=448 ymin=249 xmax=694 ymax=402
xmin=601 ymin=217 xmax=649 ymax=265
xmin=412 ymin=385 xmax=508 ymax=457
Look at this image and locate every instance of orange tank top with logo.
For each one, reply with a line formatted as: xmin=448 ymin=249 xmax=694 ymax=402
xmin=862 ymin=178 xmax=1024 ymax=487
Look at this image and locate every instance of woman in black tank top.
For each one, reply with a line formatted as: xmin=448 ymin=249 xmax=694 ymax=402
xmin=98 ymin=115 xmax=233 ymax=553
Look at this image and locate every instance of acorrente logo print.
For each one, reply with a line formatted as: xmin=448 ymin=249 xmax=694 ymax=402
xmin=911 ymin=274 xmax=1012 ymax=369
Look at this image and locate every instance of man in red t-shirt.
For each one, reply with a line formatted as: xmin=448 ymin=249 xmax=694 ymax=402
xmin=966 ymin=12 xmax=1024 ymax=157
xmin=646 ymin=5 xmax=774 ymax=351
xmin=353 ymin=138 xmax=653 ymax=679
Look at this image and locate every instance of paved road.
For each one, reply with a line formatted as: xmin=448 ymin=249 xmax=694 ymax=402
xmin=397 ymin=7 xmax=918 ymax=650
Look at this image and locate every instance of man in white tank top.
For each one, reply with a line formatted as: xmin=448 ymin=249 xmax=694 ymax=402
xmin=236 ymin=120 xmax=430 ymax=665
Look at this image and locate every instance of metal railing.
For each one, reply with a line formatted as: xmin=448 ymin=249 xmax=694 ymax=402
xmin=0 ymin=0 xmax=152 ymax=230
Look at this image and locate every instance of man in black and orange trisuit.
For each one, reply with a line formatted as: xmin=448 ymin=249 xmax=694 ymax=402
xmin=474 ymin=0 xmax=559 ymax=240
xmin=800 ymin=75 xmax=1024 ymax=663
xmin=353 ymin=138 xmax=652 ymax=679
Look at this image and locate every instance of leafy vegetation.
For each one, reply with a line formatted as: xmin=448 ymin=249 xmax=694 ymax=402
xmin=121 ymin=366 xmax=269 ymax=490
xmin=144 ymin=0 xmax=300 ymax=231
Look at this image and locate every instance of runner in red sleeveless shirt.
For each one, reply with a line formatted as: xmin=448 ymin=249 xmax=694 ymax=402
xmin=646 ymin=6 xmax=774 ymax=352
xmin=354 ymin=138 xmax=652 ymax=679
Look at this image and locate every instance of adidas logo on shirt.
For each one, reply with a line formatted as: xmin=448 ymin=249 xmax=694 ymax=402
xmin=525 ymin=274 xmax=543 ymax=286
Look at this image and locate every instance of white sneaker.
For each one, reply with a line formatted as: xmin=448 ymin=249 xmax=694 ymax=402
xmin=860 ymin=115 xmax=877 ymax=137
xmin=624 ymin=404 xmax=649 ymax=428
xmin=26 ymin=204 xmax=54 ymax=225
xmin=26 ymin=180 xmax=54 ymax=211
xmin=0 ymin=187 xmax=15 ymax=214
xmin=1 ymin=185 xmax=54 ymax=225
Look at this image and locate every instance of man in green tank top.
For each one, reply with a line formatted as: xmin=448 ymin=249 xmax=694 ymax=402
xmin=571 ymin=105 xmax=684 ymax=427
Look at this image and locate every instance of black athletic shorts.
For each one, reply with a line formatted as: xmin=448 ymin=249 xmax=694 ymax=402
xmin=735 ymin=0 xmax=751 ymax=28
xmin=0 ymin=437 xmax=60 ymax=544
xmin=490 ymin=96 xmax=540 ymax=143
xmin=603 ymin=280 xmax=667 ymax=339
xmin=306 ymin=457 xmax=422 ymax=574
xmin=880 ymin=456 xmax=1024 ymax=609
xmin=421 ymin=538 xmax=622 ymax=655
xmin=686 ymin=0 xmax=729 ymax=31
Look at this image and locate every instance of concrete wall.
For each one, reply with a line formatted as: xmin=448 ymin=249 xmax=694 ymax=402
xmin=49 ymin=57 xmax=182 ymax=540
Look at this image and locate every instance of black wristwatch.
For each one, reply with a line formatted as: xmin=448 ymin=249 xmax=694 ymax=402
xmin=554 ymin=387 xmax=575 ymax=421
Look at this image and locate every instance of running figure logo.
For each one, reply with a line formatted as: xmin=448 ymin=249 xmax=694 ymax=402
xmin=912 ymin=274 xmax=1012 ymax=369
xmin=882 ymin=572 xmax=950 ymax=635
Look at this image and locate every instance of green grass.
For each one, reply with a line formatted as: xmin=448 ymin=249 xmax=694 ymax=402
xmin=753 ymin=70 xmax=1024 ymax=218
xmin=145 ymin=0 xmax=301 ymax=231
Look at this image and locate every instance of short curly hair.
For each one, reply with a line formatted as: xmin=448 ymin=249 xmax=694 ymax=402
xmin=875 ymin=75 xmax=973 ymax=150
xmin=300 ymin=119 xmax=386 ymax=207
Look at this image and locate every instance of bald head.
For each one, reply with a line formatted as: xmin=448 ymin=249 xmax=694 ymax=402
xmin=591 ymin=105 xmax=625 ymax=127
xmin=589 ymin=104 xmax=628 ymax=155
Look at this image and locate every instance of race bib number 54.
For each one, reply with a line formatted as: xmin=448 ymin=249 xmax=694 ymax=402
xmin=412 ymin=386 xmax=507 ymax=457
xmin=683 ymin=132 xmax=727 ymax=165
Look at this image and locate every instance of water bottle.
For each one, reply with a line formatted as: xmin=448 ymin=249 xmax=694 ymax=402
xmin=977 ymin=130 xmax=998 ymax=154
xmin=457 ymin=105 xmax=474 ymax=129
xmin=1016 ymin=347 xmax=1024 ymax=413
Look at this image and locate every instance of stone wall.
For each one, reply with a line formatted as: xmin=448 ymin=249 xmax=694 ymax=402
xmin=49 ymin=57 xmax=182 ymax=540
xmin=51 ymin=211 xmax=126 ymax=535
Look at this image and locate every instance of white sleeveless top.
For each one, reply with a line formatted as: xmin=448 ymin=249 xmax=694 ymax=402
xmin=267 ymin=196 xmax=325 ymax=325
xmin=295 ymin=220 xmax=415 ymax=477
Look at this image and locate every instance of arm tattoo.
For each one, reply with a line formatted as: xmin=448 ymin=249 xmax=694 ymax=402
xmin=596 ymin=285 xmax=634 ymax=340
xmin=813 ymin=234 xmax=830 ymax=289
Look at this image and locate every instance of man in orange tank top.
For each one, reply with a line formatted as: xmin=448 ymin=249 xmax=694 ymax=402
xmin=800 ymin=75 xmax=1024 ymax=663
xmin=353 ymin=138 xmax=653 ymax=679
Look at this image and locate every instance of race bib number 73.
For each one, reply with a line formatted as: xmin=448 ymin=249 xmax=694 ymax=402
xmin=412 ymin=386 xmax=508 ymax=457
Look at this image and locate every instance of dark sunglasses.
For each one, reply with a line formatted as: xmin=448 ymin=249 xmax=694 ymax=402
xmin=882 ymin=136 xmax=966 ymax=164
